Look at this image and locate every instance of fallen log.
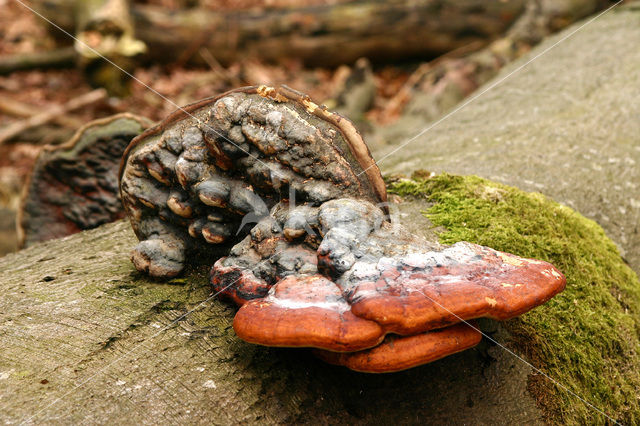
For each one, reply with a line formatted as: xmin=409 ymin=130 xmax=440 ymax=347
xmin=0 ymin=208 xmax=547 ymax=424
xmin=31 ymin=0 xmax=528 ymax=67
xmin=0 ymin=46 xmax=76 ymax=75
xmin=1 ymin=171 xmax=636 ymax=423
xmin=377 ymin=0 xmax=614 ymax=123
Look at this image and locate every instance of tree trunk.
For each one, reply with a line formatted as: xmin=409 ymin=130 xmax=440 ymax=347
xmin=31 ymin=0 xmax=528 ymax=67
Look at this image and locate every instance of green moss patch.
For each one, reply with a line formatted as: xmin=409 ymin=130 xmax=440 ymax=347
xmin=388 ymin=173 xmax=640 ymax=424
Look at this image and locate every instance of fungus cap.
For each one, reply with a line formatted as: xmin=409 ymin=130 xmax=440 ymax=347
xmin=119 ymin=85 xmax=388 ymax=278
xmin=314 ymin=322 xmax=482 ymax=373
xmin=118 ymin=86 xmax=567 ymax=372
xmin=233 ymin=274 xmax=385 ymax=352
xmin=341 ymin=242 xmax=567 ymax=335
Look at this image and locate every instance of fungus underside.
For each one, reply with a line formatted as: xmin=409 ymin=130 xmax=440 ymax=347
xmin=388 ymin=173 xmax=640 ymax=424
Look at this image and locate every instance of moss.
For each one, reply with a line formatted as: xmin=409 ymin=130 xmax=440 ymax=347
xmin=388 ymin=173 xmax=640 ymax=424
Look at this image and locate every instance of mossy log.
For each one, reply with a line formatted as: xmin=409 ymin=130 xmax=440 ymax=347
xmin=3 ymin=6 xmax=639 ymax=423
xmin=0 ymin=206 xmax=549 ymax=424
xmin=31 ymin=0 xmax=527 ymax=66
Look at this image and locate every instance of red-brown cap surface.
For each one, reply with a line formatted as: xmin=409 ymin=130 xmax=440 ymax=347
xmin=342 ymin=242 xmax=566 ymax=335
xmin=211 ymin=260 xmax=271 ymax=306
xmin=314 ymin=322 xmax=482 ymax=373
xmin=233 ymin=274 xmax=385 ymax=352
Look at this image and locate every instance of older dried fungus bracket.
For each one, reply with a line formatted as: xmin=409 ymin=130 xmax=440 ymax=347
xmin=18 ymin=113 xmax=152 ymax=247
xmin=120 ymin=85 xmax=566 ymax=372
xmin=120 ymin=85 xmax=385 ymax=278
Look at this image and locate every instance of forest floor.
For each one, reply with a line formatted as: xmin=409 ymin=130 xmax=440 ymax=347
xmin=0 ymin=0 xmax=415 ymax=254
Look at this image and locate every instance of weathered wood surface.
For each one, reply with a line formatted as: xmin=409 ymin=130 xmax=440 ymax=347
xmin=378 ymin=0 xmax=612 ymax=124
xmin=0 ymin=217 xmax=543 ymax=424
xmin=376 ymin=4 xmax=640 ymax=275
xmin=31 ymin=0 xmax=527 ymax=66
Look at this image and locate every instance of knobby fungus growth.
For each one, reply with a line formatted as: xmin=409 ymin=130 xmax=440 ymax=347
xmin=120 ymin=85 xmax=566 ymax=372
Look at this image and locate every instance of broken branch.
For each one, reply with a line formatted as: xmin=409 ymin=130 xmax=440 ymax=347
xmin=0 ymin=47 xmax=76 ymax=75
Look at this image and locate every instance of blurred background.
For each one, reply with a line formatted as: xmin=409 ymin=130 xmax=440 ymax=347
xmin=0 ymin=0 xmax=617 ymax=255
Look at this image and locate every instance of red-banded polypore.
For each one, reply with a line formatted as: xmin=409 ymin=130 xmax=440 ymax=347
xmin=120 ymin=85 xmax=566 ymax=372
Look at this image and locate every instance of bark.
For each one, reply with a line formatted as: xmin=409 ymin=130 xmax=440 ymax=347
xmin=31 ymin=0 xmax=528 ymax=67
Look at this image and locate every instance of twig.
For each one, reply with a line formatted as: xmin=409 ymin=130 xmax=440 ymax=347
xmin=0 ymin=94 xmax=84 ymax=129
xmin=198 ymin=48 xmax=244 ymax=86
xmin=0 ymin=89 xmax=107 ymax=145
xmin=0 ymin=46 xmax=76 ymax=75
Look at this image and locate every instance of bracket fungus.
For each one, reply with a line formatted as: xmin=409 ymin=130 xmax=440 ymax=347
xmin=19 ymin=113 xmax=151 ymax=247
xmin=120 ymin=85 xmax=566 ymax=372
